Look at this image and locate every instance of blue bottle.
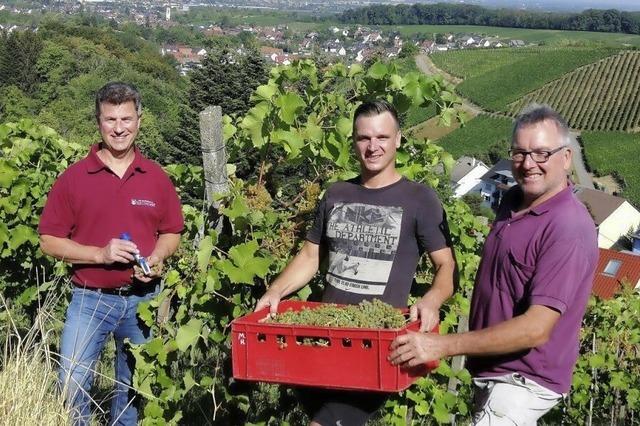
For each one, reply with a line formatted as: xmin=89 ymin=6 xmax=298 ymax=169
xmin=120 ymin=232 xmax=151 ymax=275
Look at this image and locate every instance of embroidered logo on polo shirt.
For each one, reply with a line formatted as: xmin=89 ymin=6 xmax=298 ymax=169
xmin=131 ymin=199 xmax=156 ymax=207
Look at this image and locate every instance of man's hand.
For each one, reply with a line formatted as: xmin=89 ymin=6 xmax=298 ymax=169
xmin=133 ymin=254 xmax=163 ymax=283
xmin=388 ymin=330 xmax=448 ymax=367
xmin=255 ymin=289 xmax=282 ymax=317
xmin=410 ymin=295 xmax=441 ymax=332
xmin=96 ymin=238 xmax=139 ymax=265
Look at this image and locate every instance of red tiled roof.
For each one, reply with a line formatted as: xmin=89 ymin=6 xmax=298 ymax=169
xmin=592 ymin=248 xmax=640 ymax=299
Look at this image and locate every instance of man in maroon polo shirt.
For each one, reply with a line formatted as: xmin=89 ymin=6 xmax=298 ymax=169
xmin=390 ymin=104 xmax=598 ymax=424
xmin=39 ymin=82 xmax=183 ymax=425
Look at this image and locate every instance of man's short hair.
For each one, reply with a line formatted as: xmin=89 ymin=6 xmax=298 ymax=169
xmin=95 ymin=82 xmax=142 ymax=120
xmin=353 ymin=99 xmax=400 ymax=135
xmin=512 ymin=103 xmax=571 ymax=147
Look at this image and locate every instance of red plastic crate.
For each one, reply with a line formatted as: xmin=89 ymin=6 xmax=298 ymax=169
xmin=231 ymin=300 xmax=439 ymax=392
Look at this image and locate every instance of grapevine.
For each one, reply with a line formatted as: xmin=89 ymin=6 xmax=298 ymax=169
xmin=267 ymin=299 xmax=407 ymax=329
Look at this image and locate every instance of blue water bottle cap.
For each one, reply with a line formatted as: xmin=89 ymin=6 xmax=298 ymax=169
xmin=120 ymin=232 xmax=131 ymax=241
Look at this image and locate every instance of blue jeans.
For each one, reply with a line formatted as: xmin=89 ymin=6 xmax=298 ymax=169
xmin=59 ymin=286 xmax=158 ymax=426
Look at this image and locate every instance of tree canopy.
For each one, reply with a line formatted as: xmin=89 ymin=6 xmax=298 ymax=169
xmin=339 ymin=4 xmax=640 ymax=35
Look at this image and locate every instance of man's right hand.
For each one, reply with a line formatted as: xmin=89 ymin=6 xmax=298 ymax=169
xmin=255 ymin=290 xmax=282 ymax=316
xmin=95 ymin=238 xmax=139 ymax=265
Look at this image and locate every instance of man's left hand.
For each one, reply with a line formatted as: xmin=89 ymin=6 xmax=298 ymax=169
xmin=133 ymin=255 xmax=163 ymax=282
xmin=388 ymin=331 xmax=446 ymax=367
xmin=410 ymin=295 xmax=440 ymax=332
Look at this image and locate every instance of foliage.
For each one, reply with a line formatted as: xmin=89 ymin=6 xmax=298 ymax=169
xmin=0 ymin=29 xmax=43 ymax=95
xmin=0 ymin=85 xmax=39 ymax=123
xmin=556 ymin=289 xmax=640 ymax=424
xmin=0 ymin=120 xmax=83 ymax=328
xmin=395 ymin=57 xmax=438 ymax=128
xmin=126 ymin=59 xmax=487 ymax=425
xmin=189 ymin=45 xmax=268 ymax=119
xmin=1 ymin=22 xmax=187 ymax=165
xmin=581 ymin=131 xmax=640 ymax=208
xmin=437 ymin=115 xmax=512 ymax=163
xmin=509 ymin=51 xmax=640 ymax=132
xmin=174 ymin=44 xmax=268 ymax=166
xmin=339 ymin=3 xmax=640 ymax=36
xmin=461 ymin=193 xmax=495 ymax=222
xmin=433 ymin=47 xmax=617 ymax=111
xmin=398 ymin=42 xmax=418 ymax=59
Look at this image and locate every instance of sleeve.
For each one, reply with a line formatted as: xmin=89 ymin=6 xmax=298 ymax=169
xmin=158 ymin=171 xmax=184 ymax=234
xmin=529 ymin=237 xmax=593 ymax=314
xmin=305 ymin=191 xmax=328 ymax=245
xmin=38 ymin=173 xmax=74 ymax=238
xmin=415 ymin=187 xmax=451 ymax=254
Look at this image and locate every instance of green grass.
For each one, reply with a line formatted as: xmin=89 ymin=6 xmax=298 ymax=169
xmin=388 ymin=24 xmax=640 ymax=47
xmin=174 ymin=6 xmax=322 ymax=27
xmin=437 ymin=114 xmax=513 ymax=161
xmin=431 ymin=47 xmax=544 ymax=79
xmin=436 ymin=47 xmax=617 ymax=112
xmin=582 ymin=131 xmax=640 ymax=208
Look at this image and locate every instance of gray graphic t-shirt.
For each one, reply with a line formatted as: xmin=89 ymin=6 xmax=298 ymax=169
xmin=307 ymin=177 xmax=450 ymax=308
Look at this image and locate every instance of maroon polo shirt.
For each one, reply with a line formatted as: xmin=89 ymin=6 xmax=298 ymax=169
xmin=467 ymin=184 xmax=598 ymax=394
xmin=39 ymin=144 xmax=184 ymax=288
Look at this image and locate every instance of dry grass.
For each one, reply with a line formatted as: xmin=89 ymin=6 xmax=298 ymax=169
xmin=0 ymin=292 xmax=71 ymax=426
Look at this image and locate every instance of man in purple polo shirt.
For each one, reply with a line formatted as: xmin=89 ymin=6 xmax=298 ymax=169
xmin=390 ymin=104 xmax=598 ymax=424
xmin=39 ymin=82 xmax=183 ymax=425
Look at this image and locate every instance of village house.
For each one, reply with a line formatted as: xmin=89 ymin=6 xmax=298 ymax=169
xmin=420 ymin=40 xmax=435 ymax=54
xmin=259 ymin=46 xmax=284 ymax=60
xmin=573 ymin=186 xmax=640 ymax=249
xmin=203 ymin=25 xmax=224 ymax=37
xmin=450 ymin=156 xmax=491 ymax=199
xmin=592 ymin=248 xmax=640 ymax=299
xmin=363 ymin=32 xmax=383 ymax=44
xmin=479 ymin=159 xmax=516 ymax=210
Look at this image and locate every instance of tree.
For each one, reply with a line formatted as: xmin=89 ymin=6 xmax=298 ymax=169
xmin=0 ymin=30 xmax=43 ymax=95
xmin=0 ymin=85 xmax=38 ymax=122
xmin=173 ymin=45 xmax=268 ymax=166
xmin=462 ymin=192 xmax=495 ymax=221
xmin=398 ymin=42 xmax=418 ymax=58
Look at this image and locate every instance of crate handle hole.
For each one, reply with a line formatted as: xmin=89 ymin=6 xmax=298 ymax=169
xmin=257 ymin=333 xmax=266 ymax=342
xmin=295 ymin=336 xmax=331 ymax=347
xmin=276 ymin=335 xmax=287 ymax=349
xmin=362 ymin=339 xmax=372 ymax=349
xmin=342 ymin=338 xmax=352 ymax=347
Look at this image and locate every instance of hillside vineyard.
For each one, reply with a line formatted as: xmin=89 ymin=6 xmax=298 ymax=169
xmin=509 ymin=51 xmax=640 ymax=132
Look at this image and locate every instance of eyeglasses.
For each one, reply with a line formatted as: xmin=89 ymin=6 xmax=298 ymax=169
xmin=508 ymin=146 xmax=567 ymax=163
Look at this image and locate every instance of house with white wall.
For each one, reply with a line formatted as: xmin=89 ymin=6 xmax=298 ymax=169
xmin=450 ymin=156 xmax=490 ymax=198
xmin=479 ymin=159 xmax=516 ymax=211
xmin=573 ymin=186 xmax=640 ymax=249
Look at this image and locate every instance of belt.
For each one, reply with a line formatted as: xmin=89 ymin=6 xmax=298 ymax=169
xmin=74 ymin=284 xmax=156 ymax=297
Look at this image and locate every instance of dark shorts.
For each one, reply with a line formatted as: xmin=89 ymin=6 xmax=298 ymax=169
xmin=296 ymin=387 xmax=388 ymax=426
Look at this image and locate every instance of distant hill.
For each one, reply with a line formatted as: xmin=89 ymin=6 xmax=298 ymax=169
xmin=509 ymin=51 xmax=640 ymax=132
xmin=431 ymin=47 xmax=618 ymax=112
xmin=340 ymin=4 xmax=640 ymax=35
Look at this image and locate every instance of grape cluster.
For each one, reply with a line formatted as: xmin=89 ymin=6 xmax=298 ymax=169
xmin=267 ymin=299 xmax=406 ymax=329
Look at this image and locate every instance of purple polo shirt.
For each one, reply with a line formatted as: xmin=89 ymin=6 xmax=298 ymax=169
xmin=39 ymin=144 xmax=184 ymax=288
xmin=467 ymin=184 xmax=598 ymax=394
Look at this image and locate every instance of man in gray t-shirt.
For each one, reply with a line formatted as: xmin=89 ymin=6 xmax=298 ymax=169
xmin=389 ymin=104 xmax=598 ymax=425
xmin=307 ymin=176 xmax=450 ymax=308
xmin=255 ymin=99 xmax=456 ymax=426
